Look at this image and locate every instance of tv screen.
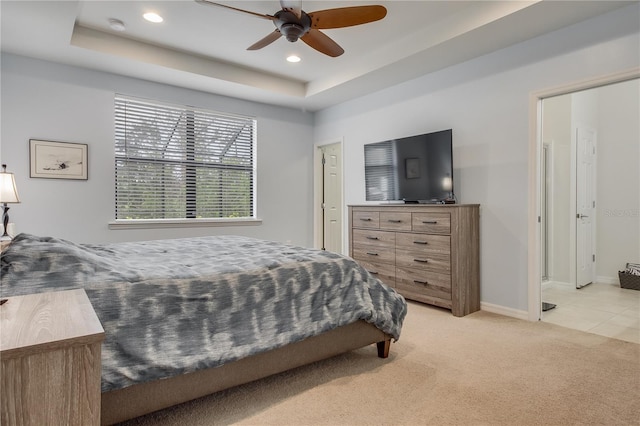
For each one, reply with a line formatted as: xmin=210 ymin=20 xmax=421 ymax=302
xmin=364 ymin=129 xmax=453 ymax=203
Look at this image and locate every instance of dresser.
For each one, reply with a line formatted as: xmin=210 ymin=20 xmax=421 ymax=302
xmin=1 ymin=289 xmax=105 ymax=425
xmin=349 ymin=204 xmax=480 ymax=317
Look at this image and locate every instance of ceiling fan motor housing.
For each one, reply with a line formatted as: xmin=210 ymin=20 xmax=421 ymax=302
xmin=274 ymin=10 xmax=312 ymax=42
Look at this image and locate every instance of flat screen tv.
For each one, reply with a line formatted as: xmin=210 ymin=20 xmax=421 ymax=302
xmin=364 ymin=129 xmax=454 ymax=203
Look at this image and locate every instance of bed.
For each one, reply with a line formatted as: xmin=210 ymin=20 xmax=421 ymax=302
xmin=0 ymin=233 xmax=407 ymax=425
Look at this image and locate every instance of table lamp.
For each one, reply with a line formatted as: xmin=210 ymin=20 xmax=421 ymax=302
xmin=0 ymin=164 xmax=20 ymax=241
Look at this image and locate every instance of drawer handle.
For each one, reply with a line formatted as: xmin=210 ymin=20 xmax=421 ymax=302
xmin=413 ymin=241 xmax=428 ymax=245
xmin=360 ymin=218 xmax=372 ymax=221
xmin=366 ymin=236 xmax=379 ymax=240
xmin=413 ymin=258 xmax=429 ymax=263
xmin=422 ymin=220 xmax=438 ymax=224
xmin=414 ymin=280 xmax=429 ymax=285
xmin=366 ymin=252 xmax=379 ymax=256
xmin=387 ymin=219 xmax=402 ymax=223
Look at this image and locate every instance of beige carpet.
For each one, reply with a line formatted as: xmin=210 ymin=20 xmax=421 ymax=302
xmin=120 ymin=302 xmax=640 ymax=425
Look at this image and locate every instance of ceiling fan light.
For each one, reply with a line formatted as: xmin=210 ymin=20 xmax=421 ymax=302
xmin=287 ymin=55 xmax=301 ymax=63
xmin=143 ymin=12 xmax=164 ymax=23
xmin=280 ymin=23 xmax=305 ymax=42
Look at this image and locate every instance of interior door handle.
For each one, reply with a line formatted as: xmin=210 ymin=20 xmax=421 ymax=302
xmin=577 ymin=214 xmax=589 ymax=219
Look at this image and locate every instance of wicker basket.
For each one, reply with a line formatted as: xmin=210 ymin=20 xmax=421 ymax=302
xmin=619 ymin=271 xmax=640 ymax=290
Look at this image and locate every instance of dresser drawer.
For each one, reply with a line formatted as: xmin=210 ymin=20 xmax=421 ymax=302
xmin=353 ymin=246 xmax=396 ymax=265
xmin=352 ymin=229 xmax=395 ymax=249
xmin=353 ymin=211 xmax=380 ymax=229
xmin=380 ymin=212 xmax=411 ymax=231
xmin=395 ymin=233 xmax=450 ymax=254
xmin=412 ymin=212 xmax=451 ymax=234
xmin=395 ymin=267 xmax=452 ymax=301
xmin=356 ymin=260 xmax=396 ymax=288
xmin=396 ymin=249 xmax=450 ymax=273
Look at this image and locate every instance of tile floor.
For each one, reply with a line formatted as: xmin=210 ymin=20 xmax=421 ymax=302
xmin=541 ymin=281 xmax=640 ymax=344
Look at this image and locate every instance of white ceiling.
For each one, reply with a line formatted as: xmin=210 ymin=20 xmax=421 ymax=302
xmin=1 ymin=1 xmax=634 ymax=111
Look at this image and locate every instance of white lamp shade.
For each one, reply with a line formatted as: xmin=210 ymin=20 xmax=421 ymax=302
xmin=0 ymin=172 xmax=20 ymax=203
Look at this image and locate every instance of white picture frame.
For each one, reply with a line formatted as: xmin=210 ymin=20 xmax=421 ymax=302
xmin=30 ymin=139 xmax=88 ymax=180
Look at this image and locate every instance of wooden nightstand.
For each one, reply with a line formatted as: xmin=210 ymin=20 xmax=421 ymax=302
xmin=1 ymin=289 xmax=105 ymax=425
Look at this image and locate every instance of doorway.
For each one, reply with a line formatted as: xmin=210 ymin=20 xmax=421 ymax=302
xmin=530 ymin=74 xmax=640 ymax=342
xmin=540 ymin=96 xmax=598 ymax=292
xmin=314 ymin=141 xmax=344 ymax=253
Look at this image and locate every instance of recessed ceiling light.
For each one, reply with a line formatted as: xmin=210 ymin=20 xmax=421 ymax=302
xmin=108 ymin=18 xmax=126 ymax=32
xmin=143 ymin=12 xmax=163 ymax=23
xmin=287 ymin=55 xmax=301 ymax=63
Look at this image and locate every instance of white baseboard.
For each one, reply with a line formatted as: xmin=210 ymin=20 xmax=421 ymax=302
xmin=542 ymin=280 xmax=571 ymax=289
xmin=480 ymin=302 xmax=529 ymax=321
xmin=545 ymin=277 xmax=618 ymax=286
xmin=597 ymin=275 xmax=617 ymax=285
xmin=542 ymin=280 xmax=564 ymax=289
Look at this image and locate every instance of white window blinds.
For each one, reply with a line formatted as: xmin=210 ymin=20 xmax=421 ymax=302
xmin=115 ymin=96 xmax=256 ymax=220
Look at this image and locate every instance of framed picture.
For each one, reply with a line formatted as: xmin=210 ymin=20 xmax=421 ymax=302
xmin=405 ymin=158 xmax=420 ymax=179
xmin=30 ymin=139 xmax=88 ymax=180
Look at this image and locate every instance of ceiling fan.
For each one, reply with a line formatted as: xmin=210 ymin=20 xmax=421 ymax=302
xmin=195 ymin=0 xmax=387 ymax=57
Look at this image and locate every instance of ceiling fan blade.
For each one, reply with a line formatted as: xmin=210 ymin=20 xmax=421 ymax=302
xmin=301 ymin=29 xmax=344 ymax=57
xmin=280 ymin=0 xmax=302 ymax=18
xmin=195 ymin=0 xmax=277 ymax=21
xmin=247 ymin=30 xmax=283 ymax=50
xmin=309 ymin=5 xmax=387 ymax=29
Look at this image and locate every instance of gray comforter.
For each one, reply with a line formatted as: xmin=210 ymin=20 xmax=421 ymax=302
xmin=1 ymin=234 xmax=406 ymax=393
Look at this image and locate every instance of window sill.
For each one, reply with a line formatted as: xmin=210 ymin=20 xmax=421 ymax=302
xmin=108 ymin=218 xmax=262 ymax=230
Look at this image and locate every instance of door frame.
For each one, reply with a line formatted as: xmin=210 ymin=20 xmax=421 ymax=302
xmin=313 ymin=139 xmax=344 ymax=252
xmin=527 ymin=68 xmax=639 ymax=321
xmin=540 ymin=141 xmax=552 ymax=283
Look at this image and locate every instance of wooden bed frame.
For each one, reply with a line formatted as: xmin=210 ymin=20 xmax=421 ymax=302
xmin=101 ymin=320 xmax=392 ymax=425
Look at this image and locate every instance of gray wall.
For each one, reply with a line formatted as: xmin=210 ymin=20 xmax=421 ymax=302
xmin=542 ymin=94 xmax=572 ymax=285
xmin=597 ymin=79 xmax=640 ymax=279
xmin=313 ymin=5 xmax=640 ymax=313
xmin=0 ymin=54 xmax=315 ymax=246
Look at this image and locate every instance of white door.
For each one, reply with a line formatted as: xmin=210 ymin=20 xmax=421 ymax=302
xmin=321 ymin=143 xmax=343 ymax=253
xmin=575 ymin=126 xmax=596 ymax=289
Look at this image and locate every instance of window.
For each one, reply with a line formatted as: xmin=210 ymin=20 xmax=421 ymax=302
xmin=114 ymin=96 xmax=256 ymax=221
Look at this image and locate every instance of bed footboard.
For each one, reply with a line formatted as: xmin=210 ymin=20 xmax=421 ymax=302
xmin=101 ymin=320 xmax=390 ymax=425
